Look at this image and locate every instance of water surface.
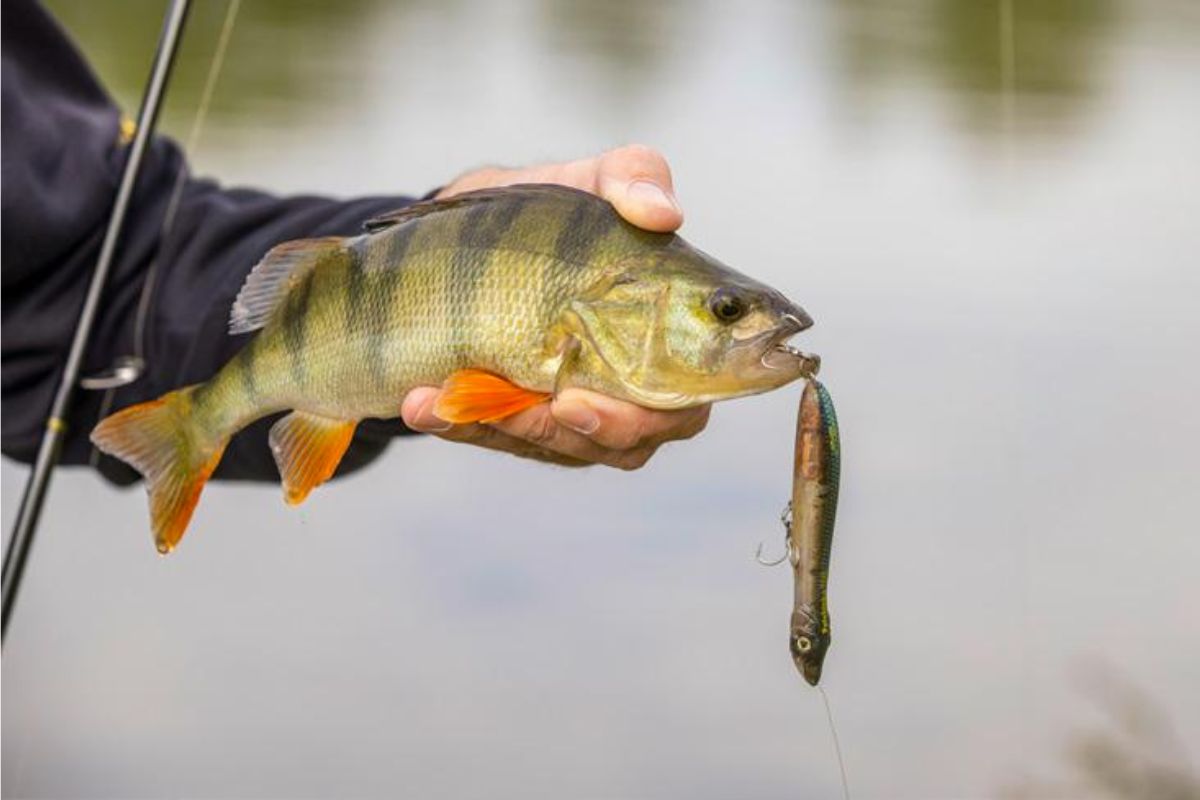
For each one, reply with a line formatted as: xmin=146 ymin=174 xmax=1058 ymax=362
xmin=4 ymin=1 xmax=1199 ymax=797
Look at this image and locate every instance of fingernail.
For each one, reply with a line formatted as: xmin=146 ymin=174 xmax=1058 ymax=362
xmin=626 ymin=180 xmax=680 ymax=214
xmin=555 ymin=401 xmax=600 ymax=435
xmin=419 ymin=400 xmax=454 ymax=432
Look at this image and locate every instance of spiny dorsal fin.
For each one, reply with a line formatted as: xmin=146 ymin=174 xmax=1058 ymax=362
xmin=362 ymin=183 xmax=599 ymax=233
xmin=229 ymin=237 xmax=345 ymax=335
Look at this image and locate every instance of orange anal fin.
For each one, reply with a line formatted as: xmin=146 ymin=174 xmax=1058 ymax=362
xmin=433 ymin=369 xmax=551 ymax=424
xmin=268 ymin=412 xmax=358 ymax=506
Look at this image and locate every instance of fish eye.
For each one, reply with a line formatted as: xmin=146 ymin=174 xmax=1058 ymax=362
xmin=796 ymin=636 xmax=812 ymax=653
xmin=709 ymin=289 xmax=747 ymax=323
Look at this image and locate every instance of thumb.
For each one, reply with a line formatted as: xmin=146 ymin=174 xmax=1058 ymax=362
xmin=594 ymin=144 xmax=683 ymax=233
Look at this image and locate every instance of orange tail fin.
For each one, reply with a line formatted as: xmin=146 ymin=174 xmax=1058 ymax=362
xmin=90 ymin=386 xmax=227 ymax=554
xmin=433 ymin=369 xmax=550 ymax=424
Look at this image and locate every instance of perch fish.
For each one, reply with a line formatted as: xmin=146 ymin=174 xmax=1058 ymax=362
xmin=92 ymin=184 xmax=819 ymax=553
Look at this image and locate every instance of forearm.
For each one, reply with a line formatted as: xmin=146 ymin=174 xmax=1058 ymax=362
xmin=2 ymin=165 xmax=421 ymax=483
xmin=0 ymin=0 xmax=418 ymax=483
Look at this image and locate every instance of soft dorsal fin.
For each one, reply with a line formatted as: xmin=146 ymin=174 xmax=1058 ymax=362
xmin=229 ymin=237 xmax=345 ymax=335
xmin=362 ymin=183 xmax=597 ymax=233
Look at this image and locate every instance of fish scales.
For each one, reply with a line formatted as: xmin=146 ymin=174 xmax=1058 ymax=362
xmin=92 ymin=184 xmax=818 ymax=552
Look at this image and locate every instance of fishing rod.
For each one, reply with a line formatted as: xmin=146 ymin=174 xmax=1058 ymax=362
xmin=1 ymin=0 xmax=193 ymax=642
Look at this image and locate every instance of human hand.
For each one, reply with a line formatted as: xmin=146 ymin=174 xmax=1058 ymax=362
xmin=434 ymin=143 xmax=683 ymax=232
xmin=402 ymin=144 xmax=710 ymax=469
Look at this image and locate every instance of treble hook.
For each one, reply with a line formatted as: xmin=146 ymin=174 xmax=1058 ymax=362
xmin=755 ymin=502 xmax=794 ymax=566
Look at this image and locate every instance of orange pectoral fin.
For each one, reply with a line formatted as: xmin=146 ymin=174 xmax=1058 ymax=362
xmin=432 ymin=369 xmax=551 ymax=424
xmin=268 ymin=412 xmax=358 ymax=506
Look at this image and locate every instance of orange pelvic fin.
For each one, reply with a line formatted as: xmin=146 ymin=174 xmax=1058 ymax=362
xmin=433 ymin=369 xmax=551 ymax=424
xmin=89 ymin=386 xmax=227 ymax=554
xmin=269 ymin=412 xmax=358 ymax=506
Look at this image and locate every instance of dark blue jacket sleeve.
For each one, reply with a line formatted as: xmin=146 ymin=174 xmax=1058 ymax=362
xmin=1 ymin=0 xmax=418 ymax=484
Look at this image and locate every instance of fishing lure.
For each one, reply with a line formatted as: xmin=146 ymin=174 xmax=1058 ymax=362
xmin=788 ymin=376 xmax=840 ymax=685
xmin=756 ymin=374 xmax=851 ymax=797
xmin=759 ymin=374 xmax=841 ymax=685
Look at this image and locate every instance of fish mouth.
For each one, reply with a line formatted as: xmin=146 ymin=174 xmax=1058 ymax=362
xmin=755 ymin=304 xmax=820 ymax=375
xmin=767 ymin=340 xmax=821 ymax=376
xmin=760 ymin=325 xmax=821 ymax=376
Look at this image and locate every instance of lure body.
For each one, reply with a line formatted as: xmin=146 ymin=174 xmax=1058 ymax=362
xmin=92 ymin=184 xmax=817 ymax=553
xmin=787 ymin=377 xmax=841 ymax=685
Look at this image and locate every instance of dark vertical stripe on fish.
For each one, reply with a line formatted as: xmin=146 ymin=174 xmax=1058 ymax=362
xmin=384 ymin=219 xmax=417 ymax=267
xmin=365 ymin=227 xmax=414 ymax=385
xmin=282 ymin=270 xmax=315 ymax=388
xmin=450 ymin=196 xmax=529 ymax=360
xmin=238 ymin=335 xmax=258 ymax=402
xmin=541 ymin=194 xmax=617 ymax=325
xmin=552 ymin=193 xmax=617 ymax=268
xmin=344 ymin=244 xmax=368 ymax=337
xmin=459 ymin=193 xmax=528 ymax=251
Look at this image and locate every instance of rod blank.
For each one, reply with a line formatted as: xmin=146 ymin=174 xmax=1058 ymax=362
xmin=2 ymin=0 xmax=193 ymax=642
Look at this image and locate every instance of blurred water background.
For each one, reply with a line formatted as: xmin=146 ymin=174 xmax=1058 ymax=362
xmin=3 ymin=1 xmax=1199 ymax=797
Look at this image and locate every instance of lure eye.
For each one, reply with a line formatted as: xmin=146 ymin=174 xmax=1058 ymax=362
xmin=709 ymin=289 xmax=747 ymax=324
xmin=796 ymin=636 xmax=812 ymax=653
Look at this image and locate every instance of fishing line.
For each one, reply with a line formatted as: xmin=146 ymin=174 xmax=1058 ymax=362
xmin=91 ymin=0 xmax=242 ymax=462
xmin=818 ymin=685 xmax=851 ymax=800
xmin=132 ymin=0 xmax=242 ymax=360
